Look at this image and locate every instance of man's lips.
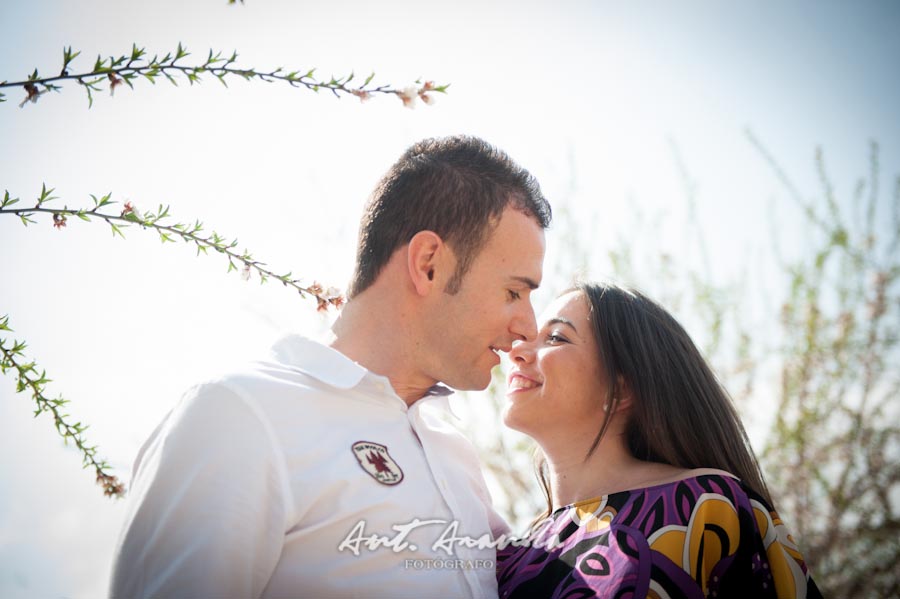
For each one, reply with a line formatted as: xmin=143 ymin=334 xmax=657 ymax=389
xmin=489 ymin=345 xmax=512 ymax=365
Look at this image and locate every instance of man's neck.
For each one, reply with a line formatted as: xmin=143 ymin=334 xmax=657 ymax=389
xmin=330 ymin=297 xmax=437 ymax=405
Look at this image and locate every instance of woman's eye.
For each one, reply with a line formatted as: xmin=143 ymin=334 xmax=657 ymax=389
xmin=507 ymin=289 xmax=521 ymax=301
xmin=546 ymin=333 xmax=568 ymax=344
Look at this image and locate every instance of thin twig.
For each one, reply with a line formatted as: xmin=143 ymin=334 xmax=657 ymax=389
xmin=1 ymin=44 xmax=448 ymax=108
xmin=0 ymin=318 xmax=125 ymax=497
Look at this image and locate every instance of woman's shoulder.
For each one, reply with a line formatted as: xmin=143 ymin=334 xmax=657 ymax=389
xmin=624 ymin=468 xmax=764 ymax=515
xmin=653 ymin=467 xmax=741 ymax=487
xmin=675 ymin=468 xmax=753 ymax=498
xmin=558 ymin=470 xmax=755 ymax=530
xmin=634 ymin=467 xmax=748 ymax=499
xmin=680 ymin=467 xmax=740 ymax=480
xmin=673 ymin=469 xmax=779 ymax=511
xmin=672 ymin=468 xmax=766 ymax=504
xmin=565 ymin=468 xmax=748 ymax=512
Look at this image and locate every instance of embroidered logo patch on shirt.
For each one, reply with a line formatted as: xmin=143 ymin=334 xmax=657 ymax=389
xmin=351 ymin=441 xmax=404 ymax=486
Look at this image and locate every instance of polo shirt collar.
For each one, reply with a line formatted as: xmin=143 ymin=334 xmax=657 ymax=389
xmin=270 ymin=335 xmax=456 ymax=403
xmin=270 ymin=335 xmax=367 ymax=389
xmin=424 ymin=383 xmax=453 ymax=397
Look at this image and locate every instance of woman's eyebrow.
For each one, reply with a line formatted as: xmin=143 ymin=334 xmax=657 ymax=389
xmin=545 ymin=316 xmax=577 ymax=333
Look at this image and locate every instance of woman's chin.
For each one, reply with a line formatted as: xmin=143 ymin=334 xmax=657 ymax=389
xmin=500 ymin=405 xmax=519 ymax=430
xmin=501 ymin=406 xmax=534 ymax=436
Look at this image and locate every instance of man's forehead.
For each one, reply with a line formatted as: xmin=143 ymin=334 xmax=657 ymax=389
xmin=491 ymin=208 xmax=545 ymax=244
xmin=471 ymin=207 xmax=545 ymax=279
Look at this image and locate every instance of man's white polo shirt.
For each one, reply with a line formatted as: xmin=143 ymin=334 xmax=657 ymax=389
xmin=110 ymin=335 xmax=509 ymax=598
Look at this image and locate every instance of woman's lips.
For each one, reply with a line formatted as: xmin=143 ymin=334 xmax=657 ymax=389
xmin=507 ymin=372 xmax=541 ymax=392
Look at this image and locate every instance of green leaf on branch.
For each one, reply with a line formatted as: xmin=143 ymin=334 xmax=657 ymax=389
xmin=1 ymin=191 xmax=19 ymax=208
xmin=130 ymin=44 xmax=145 ymax=62
xmin=62 ymin=46 xmax=81 ymax=72
xmin=175 ymin=42 xmax=189 ymax=62
xmin=108 ymin=222 xmax=127 ymax=238
xmin=37 ymin=183 xmax=57 ymax=206
xmin=90 ymin=192 xmax=113 ymax=209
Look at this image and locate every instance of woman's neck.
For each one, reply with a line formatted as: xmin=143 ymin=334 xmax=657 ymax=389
xmin=543 ymin=433 xmax=686 ymax=509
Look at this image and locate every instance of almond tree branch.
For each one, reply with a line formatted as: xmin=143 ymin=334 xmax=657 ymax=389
xmin=0 ymin=316 xmax=125 ymax=497
xmin=1 ymin=184 xmax=345 ymax=498
xmin=1 ymin=186 xmax=345 ymax=311
xmin=1 ymin=44 xmax=448 ymax=108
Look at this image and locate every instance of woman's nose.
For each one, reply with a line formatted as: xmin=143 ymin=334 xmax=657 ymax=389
xmin=509 ymin=339 xmax=535 ymax=363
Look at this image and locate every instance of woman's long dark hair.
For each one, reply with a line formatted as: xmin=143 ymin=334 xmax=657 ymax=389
xmin=535 ymin=282 xmax=772 ymax=520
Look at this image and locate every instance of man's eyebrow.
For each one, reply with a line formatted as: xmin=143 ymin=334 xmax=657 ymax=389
xmin=510 ymin=276 xmax=540 ymax=290
xmin=546 ymin=317 xmax=577 ymax=333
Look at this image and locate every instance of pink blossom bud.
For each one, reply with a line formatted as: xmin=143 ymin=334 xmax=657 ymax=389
xmin=351 ymin=89 xmax=372 ymax=103
xmin=19 ymin=83 xmax=44 ymax=108
xmin=399 ymin=85 xmax=418 ymax=109
xmin=109 ymin=73 xmax=123 ymax=96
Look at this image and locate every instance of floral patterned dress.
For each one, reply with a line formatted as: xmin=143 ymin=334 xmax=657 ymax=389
xmin=497 ymin=474 xmax=822 ymax=598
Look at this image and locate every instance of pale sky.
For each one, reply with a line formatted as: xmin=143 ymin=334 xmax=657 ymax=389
xmin=1 ymin=0 xmax=898 ymax=595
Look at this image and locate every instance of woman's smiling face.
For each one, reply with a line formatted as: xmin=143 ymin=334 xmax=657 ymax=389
xmin=503 ymin=290 xmax=611 ymax=443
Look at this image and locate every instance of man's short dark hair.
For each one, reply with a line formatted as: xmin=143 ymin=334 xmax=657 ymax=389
xmin=348 ymin=135 xmax=552 ymax=298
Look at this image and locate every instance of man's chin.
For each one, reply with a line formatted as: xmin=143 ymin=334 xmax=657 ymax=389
xmin=445 ymin=370 xmax=492 ymax=392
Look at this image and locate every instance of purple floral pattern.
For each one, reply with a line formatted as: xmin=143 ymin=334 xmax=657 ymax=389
xmin=497 ymin=475 xmax=822 ymax=598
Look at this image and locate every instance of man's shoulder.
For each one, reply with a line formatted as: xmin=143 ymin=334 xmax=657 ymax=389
xmin=262 ymin=333 xmax=368 ymax=390
xmin=189 ymin=334 xmax=354 ymax=393
xmin=168 ymin=334 xmax=377 ymax=425
xmin=155 ymin=338 xmax=333 ymax=425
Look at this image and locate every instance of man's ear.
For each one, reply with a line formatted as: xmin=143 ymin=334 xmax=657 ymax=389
xmin=407 ymin=230 xmax=444 ymax=296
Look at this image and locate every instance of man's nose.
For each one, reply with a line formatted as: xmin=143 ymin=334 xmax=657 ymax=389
xmin=510 ymin=303 xmax=538 ymax=342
